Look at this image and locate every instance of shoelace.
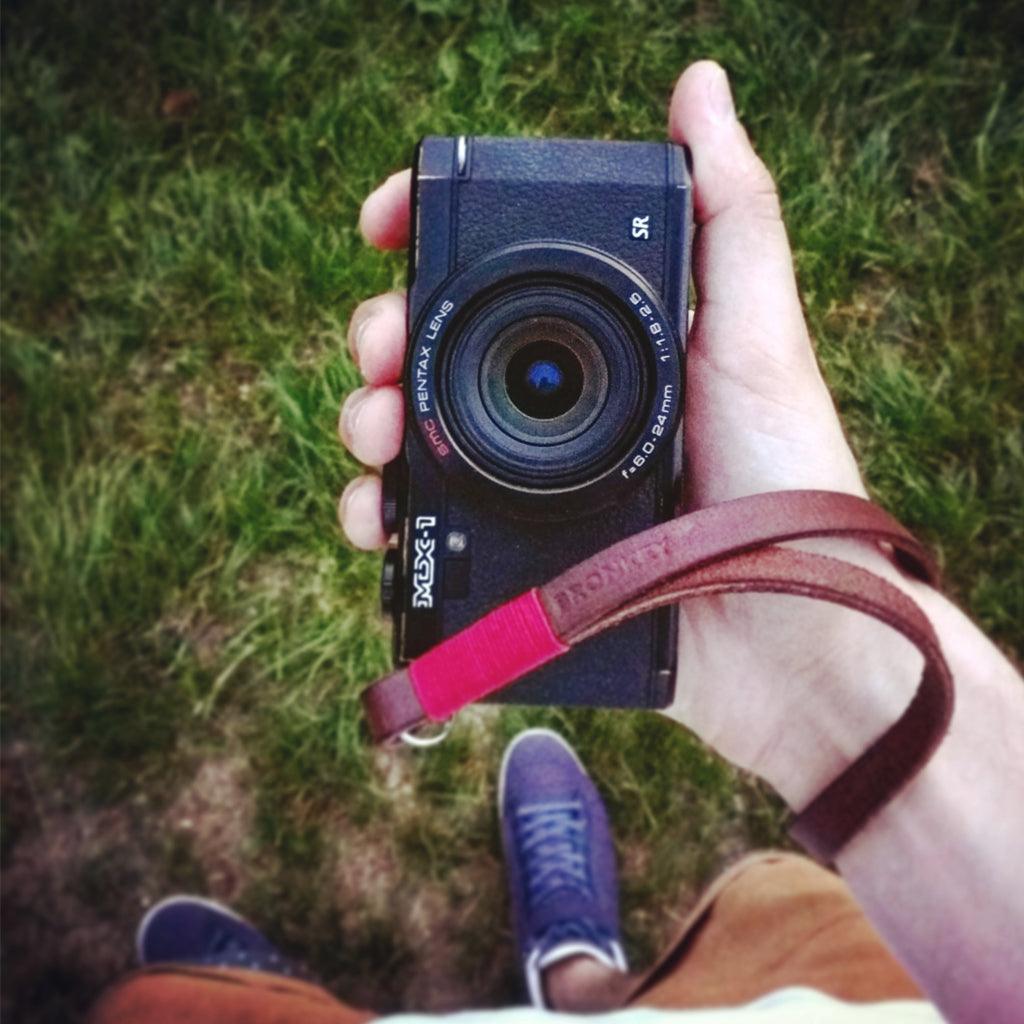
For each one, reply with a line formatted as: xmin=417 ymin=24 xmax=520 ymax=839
xmin=203 ymin=927 xmax=265 ymax=966
xmin=514 ymin=799 xmax=593 ymax=908
xmin=207 ymin=927 xmax=246 ymax=957
xmin=202 ymin=928 xmax=301 ymax=978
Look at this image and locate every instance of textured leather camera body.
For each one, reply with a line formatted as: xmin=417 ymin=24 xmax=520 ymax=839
xmin=379 ymin=135 xmax=692 ymax=707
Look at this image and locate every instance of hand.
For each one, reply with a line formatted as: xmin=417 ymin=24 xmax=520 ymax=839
xmin=338 ymin=61 xmax=921 ymax=808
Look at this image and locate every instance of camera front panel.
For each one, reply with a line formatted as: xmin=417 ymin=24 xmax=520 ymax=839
xmin=381 ymin=136 xmax=691 ymax=708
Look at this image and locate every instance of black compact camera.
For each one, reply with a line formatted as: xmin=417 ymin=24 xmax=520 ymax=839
xmin=379 ymin=136 xmax=692 ymax=708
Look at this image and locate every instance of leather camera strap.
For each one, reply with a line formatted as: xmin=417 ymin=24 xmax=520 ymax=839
xmin=361 ymin=490 xmax=954 ymax=862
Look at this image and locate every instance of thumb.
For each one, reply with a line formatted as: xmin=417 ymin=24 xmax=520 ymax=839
xmin=669 ymin=60 xmax=815 ymax=380
xmin=668 ymin=61 xmax=864 ymax=505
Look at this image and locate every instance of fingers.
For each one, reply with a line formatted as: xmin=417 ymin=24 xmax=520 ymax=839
xmin=338 ymin=475 xmax=387 ymax=551
xmin=336 ymin=374 xmax=402 ymax=548
xmin=336 ymin=382 xmax=400 ymax=550
xmin=338 ymin=385 xmax=403 ymax=467
xmin=668 ymin=61 xmax=814 ymax=375
xmin=347 ymin=291 xmax=406 ymax=385
xmin=340 ymin=170 xmax=412 ymax=551
xmin=358 ymin=169 xmax=412 ymax=250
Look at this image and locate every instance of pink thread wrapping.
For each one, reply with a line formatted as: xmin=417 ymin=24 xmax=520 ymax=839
xmin=409 ymin=589 xmax=568 ymax=720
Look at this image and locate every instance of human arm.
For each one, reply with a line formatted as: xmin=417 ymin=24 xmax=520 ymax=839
xmin=337 ymin=60 xmax=1024 ymax=1019
xmin=831 ymin=582 xmax=1023 ymax=1020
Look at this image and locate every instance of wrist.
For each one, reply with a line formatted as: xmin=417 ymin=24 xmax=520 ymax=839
xmin=753 ymin=537 xmax=930 ymax=810
xmin=667 ymin=534 xmax=932 ymax=812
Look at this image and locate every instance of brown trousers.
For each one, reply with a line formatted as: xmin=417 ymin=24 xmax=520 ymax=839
xmin=89 ymin=852 xmax=922 ymax=1023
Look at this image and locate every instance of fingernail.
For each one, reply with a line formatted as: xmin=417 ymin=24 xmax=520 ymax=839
xmin=357 ymin=192 xmax=376 ymax=241
xmin=339 ymin=477 xmax=362 ymax=523
xmin=351 ymin=313 xmax=375 ymax=368
xmin=342 ymin=389 xmax=370 ymax=444
xmin=708 ymin=65 xmax=735 ymax=124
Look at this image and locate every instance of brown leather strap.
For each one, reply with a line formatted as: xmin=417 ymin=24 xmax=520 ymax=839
xmin=545 ymin=545 xmax=953 ymax=861
xmin=361 ymin=490 xmax=954 ymax=861
xmin=363 ymin=667 xmax=423 ymax=739
xmin=539 ymin=489 xmax=936 ymax=638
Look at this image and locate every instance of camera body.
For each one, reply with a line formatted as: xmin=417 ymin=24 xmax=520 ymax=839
xmin=379 ymin=136 xmax=691 ymax=708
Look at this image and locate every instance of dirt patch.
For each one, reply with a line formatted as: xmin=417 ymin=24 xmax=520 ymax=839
xmin=331 ymin=819 xmax=401 ymax=916
xmin=370 ymin=746 xmax=418 ymax=810
xmin=156 ymin=610 xmax=232 ymax=671
xmin=176 ymin=359 xmax=259 ymax=424
xmin=163 ymin=754 xmax=255 ymax=903
xmin=912 ymin=155 xmax=945 ymax=194
xmin=328 ymin=818 xmax=513 ymax=1012
xmin=1 ymin=742 xmax=152 ymax=1023
xmin=1 ymin=741 xmax=258 ymax=1023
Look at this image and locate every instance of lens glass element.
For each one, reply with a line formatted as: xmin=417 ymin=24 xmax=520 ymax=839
xmin=479 ymin=314 xmax=609 ymax=446
xmin=506 ymin=340 xmax=584 ymax=420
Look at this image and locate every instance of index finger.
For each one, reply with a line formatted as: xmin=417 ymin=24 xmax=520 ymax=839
xmin=358 ymin=169 xmax=412 ymax=251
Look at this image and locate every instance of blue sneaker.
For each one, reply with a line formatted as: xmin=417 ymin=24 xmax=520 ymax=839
xmin=136 ymin=896 xmax=300 ymax=977
xmin=499 ymin=728 xmax=627 ymax=1007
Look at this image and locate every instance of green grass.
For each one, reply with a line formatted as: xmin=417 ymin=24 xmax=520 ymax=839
xmin=2 ymin=0 xmax=1022 ymax=1019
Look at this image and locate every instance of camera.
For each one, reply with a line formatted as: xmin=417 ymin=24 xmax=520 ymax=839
xmin=379 ymin=136 xmax=691 ymax=708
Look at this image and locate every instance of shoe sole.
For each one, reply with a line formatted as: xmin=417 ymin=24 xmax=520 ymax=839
xmin=135 ymin=894 xmax=249 ymax=965
xmin=498 ymin=727 xmax=588 ymax=820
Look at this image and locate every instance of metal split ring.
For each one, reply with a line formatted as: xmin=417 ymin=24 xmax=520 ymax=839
xmin=399 ymin=718 xmax=454 ymax=748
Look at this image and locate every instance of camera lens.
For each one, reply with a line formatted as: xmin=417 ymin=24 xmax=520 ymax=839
xmin=476 ymin=308 xmax=616 ymax=460
xmin=505 ymin=342 xmax=584 ymax=420
xmin=479 ymin=314 xmax=608 ymax=447
xmin=442 ymin=281 xmax=649 ymax=491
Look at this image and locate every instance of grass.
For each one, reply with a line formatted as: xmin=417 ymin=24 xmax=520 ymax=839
xmin=2 ymin=0 xmax=1022 ymax=1019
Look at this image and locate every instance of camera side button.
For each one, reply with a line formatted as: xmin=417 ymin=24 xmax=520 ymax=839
xmin=381 ymin=460 xmax=402 ymax=537
xmin=380 ymin=549 xmax=402 ymax=616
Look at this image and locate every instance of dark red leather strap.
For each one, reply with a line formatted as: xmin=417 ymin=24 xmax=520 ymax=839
xmin=360 ymin=490 xmax=954 ymax=861
xmin=538 ymin=488 xmax=935 ymax=635
xmin=549 ymin=545 xmax=953 ymax=861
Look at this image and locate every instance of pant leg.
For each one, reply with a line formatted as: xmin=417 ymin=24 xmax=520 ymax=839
xmin=87 ymin=964 xmax=376 ymax=1024
xmin=629 ymin=851 xmax=922 ymax=1010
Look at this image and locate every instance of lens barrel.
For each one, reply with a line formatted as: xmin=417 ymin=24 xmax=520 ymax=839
xmin=408 ymin=243 xmax=683 ymax=508
xmin=443 ymin=282 xmax=646 ymax=489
